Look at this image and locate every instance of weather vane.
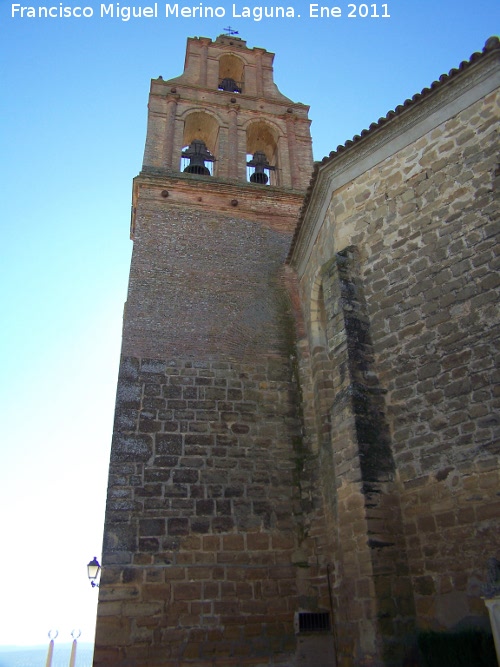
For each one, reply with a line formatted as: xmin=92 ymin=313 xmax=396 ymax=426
xmin=223 ymin=26 xmax=239 ymax=35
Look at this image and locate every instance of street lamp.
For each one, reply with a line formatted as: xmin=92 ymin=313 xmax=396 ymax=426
xmin=87 ymin=557 xmax=101 ymax=588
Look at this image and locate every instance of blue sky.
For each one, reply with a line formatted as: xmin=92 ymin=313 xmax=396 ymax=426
xmin=1 ymin=0 xmax=498 ymax=648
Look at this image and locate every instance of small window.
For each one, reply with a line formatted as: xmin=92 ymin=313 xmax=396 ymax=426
xmin=295 ymin=612 xmax=331 ymax=633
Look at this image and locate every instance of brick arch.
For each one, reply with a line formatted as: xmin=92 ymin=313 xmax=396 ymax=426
xmin=178 ymin=110 xmax=222 ymax=176
xmin=244 ymin=118 xmax=282 ymax=185
xmin=218 ymin=53 xmax=245 ymax=91
xmin=181 ymin=110 xmax=221 ymax=156
xmin=245 ymin=118 xmax=280 ymax=157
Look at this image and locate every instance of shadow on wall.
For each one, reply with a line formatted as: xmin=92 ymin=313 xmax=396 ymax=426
xmin=402 ymin=628 xmax=496 ymax=667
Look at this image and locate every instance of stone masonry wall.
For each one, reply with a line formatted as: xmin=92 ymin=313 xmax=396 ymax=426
xmin=94 ymin=176 xmax=334 ymax=666
xmin=95 ymin=356 xmax=333 ymax=666
xmin=295 ymin=86 xmax=499 ymax=654
xmin=296 ymin=249 xmax=416 ymax=666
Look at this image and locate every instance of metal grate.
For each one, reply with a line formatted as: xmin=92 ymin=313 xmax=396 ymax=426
xmin=297 ymin=612 xmax=331 ymax=633
xmin=180 ymin=156 xmax=214 ymax=176
xmin=218 ymin=78 xmax=243 ymax=93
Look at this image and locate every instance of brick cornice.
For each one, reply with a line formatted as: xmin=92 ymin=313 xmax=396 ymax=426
xmin=131 ymin=171 xmax=305 ymax=237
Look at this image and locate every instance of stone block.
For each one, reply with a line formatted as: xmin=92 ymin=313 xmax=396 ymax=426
xmin=111 ymin=433 xmax=153 ymax=462
xmin=94 ymin=616 xmax=132 ymax=646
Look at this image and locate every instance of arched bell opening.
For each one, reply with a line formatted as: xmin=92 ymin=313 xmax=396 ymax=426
xmin=218 ymin=54 xmax=244 ymax=93
xmin=245 ymin=121 xmax=279 ymax=186
xmin=181 ymin=111 xmax=219 ymax=176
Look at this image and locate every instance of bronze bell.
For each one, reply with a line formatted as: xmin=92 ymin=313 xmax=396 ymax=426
xmin=218 ymin=77 xmax=241 ymax=93
xmin=182 ymin=139 xmax=215 ymax=175
xmin=247 ymin=151 xmax=275 ymax=184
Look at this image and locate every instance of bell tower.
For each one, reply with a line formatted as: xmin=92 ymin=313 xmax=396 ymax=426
xmin=93 ymin=35 xmax=333 ymax=667
xmin=141 ymin=33 xmax=312 ymax=190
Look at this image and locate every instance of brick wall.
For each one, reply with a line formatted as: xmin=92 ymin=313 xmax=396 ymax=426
xmin=143 ymin=35 xmax=313 ymax=190
xmin=124 ymin=179 xmax=301 ymax=361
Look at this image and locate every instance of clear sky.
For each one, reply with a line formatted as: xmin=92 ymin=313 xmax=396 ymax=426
xmin=1 ymin=0 xmax=497 ymax=649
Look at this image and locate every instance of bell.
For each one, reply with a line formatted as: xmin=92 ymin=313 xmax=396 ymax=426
xmin=218 ymin=77 xmax=241 ymax=93
xmin=182 ymin=139 xmax=214 ymax=175
xmin=250 ymin=170 xmax=268 ymax=184
xmin=247 ymin=151 xmax=274 ymax=184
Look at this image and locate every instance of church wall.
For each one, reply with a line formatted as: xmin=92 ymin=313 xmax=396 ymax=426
xmin=94 ymin=173 xmax=336 ymax=665
xmin=292 ymin=80 xmax=499 ymax=660
xmin=95 ymin=356 xmax=316 ymax=666
xmin=97 ymin=33 xmax=499 ymax=667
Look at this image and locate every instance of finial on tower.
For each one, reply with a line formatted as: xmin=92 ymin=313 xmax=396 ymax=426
xmin=223 ymin=26 xmax=239 ymax=36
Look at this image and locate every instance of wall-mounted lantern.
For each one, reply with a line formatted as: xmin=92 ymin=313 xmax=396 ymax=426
xmin=87 ymin=557 xmax=101 ymax=588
